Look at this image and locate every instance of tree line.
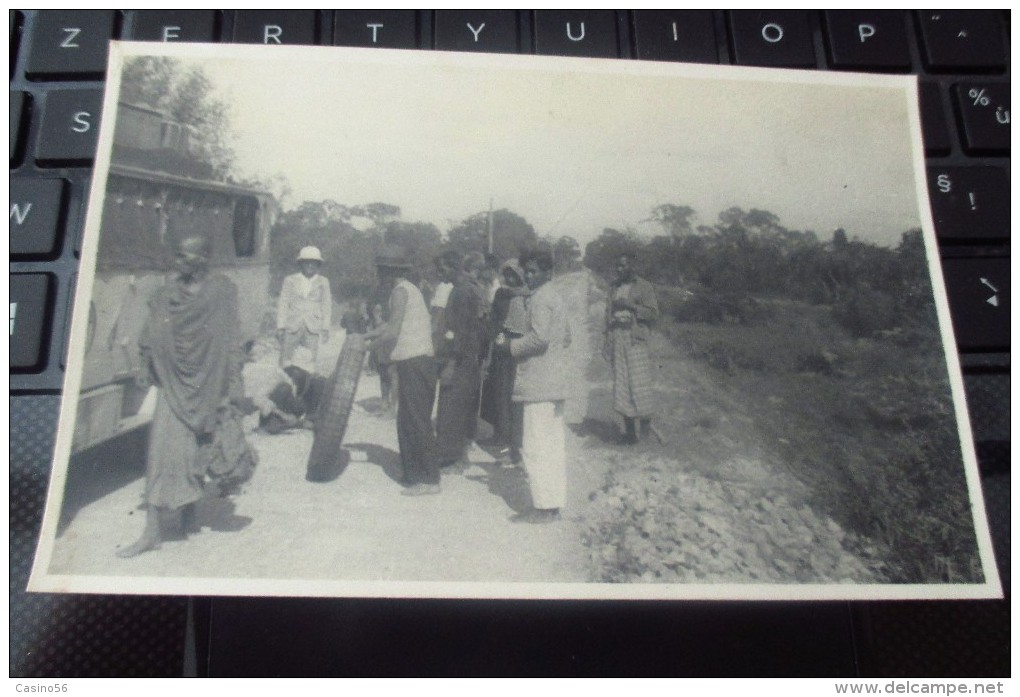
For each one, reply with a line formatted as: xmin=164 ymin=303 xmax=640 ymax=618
xmin=583 ymin=204 xmax=935 ymax=339
xmin=269 ymin=201 xmax=584 ymax=299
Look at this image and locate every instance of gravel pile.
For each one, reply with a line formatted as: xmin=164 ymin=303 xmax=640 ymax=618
xmin=584 ymin=462 xmax=888 ymax=584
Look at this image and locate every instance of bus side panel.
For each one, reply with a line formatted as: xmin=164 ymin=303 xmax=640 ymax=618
xmin=76 ymin=271 xmax=166 ymax=452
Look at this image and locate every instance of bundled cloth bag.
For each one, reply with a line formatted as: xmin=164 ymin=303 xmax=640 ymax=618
xmin=194 ymin=404 xmax=259 ymax=495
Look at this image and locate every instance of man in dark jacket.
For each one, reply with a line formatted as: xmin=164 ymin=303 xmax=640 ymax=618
xmin=435 ymin=250 xmax=488 ymax=468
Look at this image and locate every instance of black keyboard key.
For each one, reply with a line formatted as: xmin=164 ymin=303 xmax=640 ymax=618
xmin=10 ymin=274 xmax=53 ymax=371
xmin=74 ymin=176 xmax=89 ymax=258
xmin=824 ymin=10 xmax=910 ymax=71
xmin=61 ymin=273 xmax=78 ymax=370
xmin=129 ymin=10 xmax=217 ymax=42
xmin=10 ymin=90 xmax=24 ymax=163
xmin=953 ymin=83 xmax=1010 ymax=155
xmin=941 ymin=258 xmax=1009 ymax=351
xmin=730 ymin=11 xmax=815 ymax=68
xmin=916 ymin=11 xmax=1007 ymax=72
xmin=964 ymin=373 xmax=1010 ymax=444
xmin=10 ymin=178 xmax=66 ymax=257
xmin=435 ymin=10 xmax=519 ymax=53
xmin=10 ymin=10 xmax=18 ymax=67
xmin=25 ymin=10 xmax=115 ymax=78
xmin=334 ymin=10 xmax=417 ymax=49
xmin=534 ymin=10 xmax=618 ymax=58
xmin=927 ymin=167 xmax=1009 ymax=242
xmin=633 ymin=10 xmax=717 ymax=63
xmin=234 ymin=10 xmax=316 ymax=45
xmin=35 ymin=89 xmax=103 ymax=165
xmin=920 ymin=81 xmax=952 ymax=156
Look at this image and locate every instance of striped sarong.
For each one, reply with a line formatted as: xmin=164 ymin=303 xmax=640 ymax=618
xmin=611 ymin=329 xmax=656 ymax=418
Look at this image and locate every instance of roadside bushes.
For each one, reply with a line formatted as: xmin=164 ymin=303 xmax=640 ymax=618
xmin=832 ymin=286 xmax=901 ymax=338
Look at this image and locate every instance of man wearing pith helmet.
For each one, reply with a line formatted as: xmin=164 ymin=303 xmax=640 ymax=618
xmin=277 ymin=245 xmax=332 ymax=370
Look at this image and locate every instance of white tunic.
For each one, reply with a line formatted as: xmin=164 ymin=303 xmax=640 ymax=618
xmin=390 ymin=279 xmax=434 ymax=362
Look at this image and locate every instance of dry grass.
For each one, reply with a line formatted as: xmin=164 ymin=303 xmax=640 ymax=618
xmin=657 ymin=299 xmax=981 ymax=583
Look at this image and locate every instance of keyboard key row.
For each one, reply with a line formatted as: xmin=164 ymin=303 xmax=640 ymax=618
xmin=12 ymin=11 xmax=1008 ymax=69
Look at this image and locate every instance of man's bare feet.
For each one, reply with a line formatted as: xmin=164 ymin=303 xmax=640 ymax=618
xmin=116 ymin=531 xmax=161 ymax=558
xmin=116 ymin=508 xmax=163 ymax=558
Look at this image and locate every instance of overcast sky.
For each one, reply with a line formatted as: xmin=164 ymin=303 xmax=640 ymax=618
xmin=124 ymin=44 xmax=925 ymax=248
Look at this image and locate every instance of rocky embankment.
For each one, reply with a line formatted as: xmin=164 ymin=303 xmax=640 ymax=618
xmin=583 ymin=456 xmax=888 ymax=584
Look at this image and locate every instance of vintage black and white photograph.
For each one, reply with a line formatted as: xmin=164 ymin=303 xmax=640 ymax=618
xmin=29 ymin=42 xmax=999 ymax=599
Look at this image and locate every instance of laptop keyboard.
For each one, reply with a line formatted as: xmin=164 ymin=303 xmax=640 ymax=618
xmin=9 ymin=9 xmax=1010 ymax=677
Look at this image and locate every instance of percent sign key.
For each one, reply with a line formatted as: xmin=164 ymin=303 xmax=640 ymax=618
xmin=954 ymin=83 xmax=1010 ymax=154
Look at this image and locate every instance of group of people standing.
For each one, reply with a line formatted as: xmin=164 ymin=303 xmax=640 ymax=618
xmin=116 ymin=233 xmax=660 ymax=556
xmin=363 ymin=244 xmax=573 ymax=524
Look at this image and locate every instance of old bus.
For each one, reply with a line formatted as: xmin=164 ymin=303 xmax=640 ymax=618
xmin=73 ymin=102 xmax=277 ymax=453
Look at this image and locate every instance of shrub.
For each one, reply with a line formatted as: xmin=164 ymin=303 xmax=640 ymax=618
xmin=832 ymin=287 xmax=901 ymax=338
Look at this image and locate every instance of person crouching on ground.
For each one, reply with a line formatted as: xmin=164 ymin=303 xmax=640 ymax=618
xmin=503 ymin=248 xmax=571 ymax=524
xmin=277 ymin=245 xmax=332 ymax=370
xmin=240 ymin=340 xmax=325 ymax=434
xmin=363 ymin=245 xmax=442 ymax=496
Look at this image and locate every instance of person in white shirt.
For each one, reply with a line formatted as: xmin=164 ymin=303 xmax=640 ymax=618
xmin=365 ymin=245 xmax=441 ymax=496
xmin=277 ymin=246 xmax=332 ymax=370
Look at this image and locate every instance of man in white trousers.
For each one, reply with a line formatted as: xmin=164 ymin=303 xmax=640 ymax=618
xmin=505 ymin=247 xmax=571 ymax=524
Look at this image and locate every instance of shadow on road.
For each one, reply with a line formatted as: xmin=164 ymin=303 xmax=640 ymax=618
xmin=465 ymin=462 xmax=532 ymax=514
xmin=345 ymin=442 xmax=404 ymax=484
xmin=355 ymin=396 xmax=394 ymax=417
xmin=575 ymin=417 xmax=625 ymax=446
xmin=194 ymin=496 xmax=253 ymax=533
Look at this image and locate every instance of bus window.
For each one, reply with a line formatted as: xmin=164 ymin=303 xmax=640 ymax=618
xmin=99 ymin=177 xmax=166 ymax=270
xmin=233 ymin=196 xmax=258 ymax=258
